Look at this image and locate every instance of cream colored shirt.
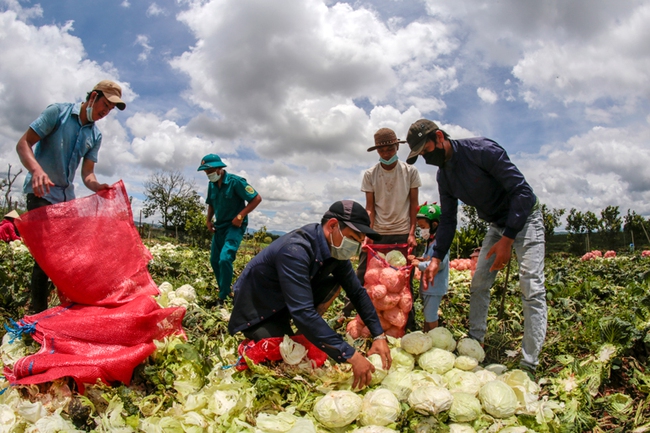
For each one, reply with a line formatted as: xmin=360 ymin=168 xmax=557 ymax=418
xmin=361 ymin=161 xmax=421 ymax=235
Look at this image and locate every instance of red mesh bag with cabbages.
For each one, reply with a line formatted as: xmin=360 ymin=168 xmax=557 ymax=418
xmin=4 ymin=181 xmax=185 ymax=392
xmin=348 ymin=244 xmax=412 ymax=339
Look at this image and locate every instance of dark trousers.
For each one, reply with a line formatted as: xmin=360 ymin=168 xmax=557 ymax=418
xmin=26 ymin=194 xmax=53 ymax=314
xmin=242 ymin=259 xmax=341 ymax=342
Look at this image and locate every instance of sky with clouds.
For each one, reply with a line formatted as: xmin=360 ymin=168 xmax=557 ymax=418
xmin=1 ymin=0 xmax=649 ymax=233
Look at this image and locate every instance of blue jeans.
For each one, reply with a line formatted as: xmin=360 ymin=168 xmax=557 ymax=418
xmin=469 ymin=209 xmax=547 ymax=370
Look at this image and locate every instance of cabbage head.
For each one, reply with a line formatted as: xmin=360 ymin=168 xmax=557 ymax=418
xmin=353 ymin=426 xmax=399 ymax=432
xmin=407 ymin=385 xmax=453 ymax=415
xmin=359 ymin=389 xmax=401 ymax=426
xmin=418 ymin=347 xmax=456 ymax=374
xmin=484 ymin=363 xmax=508 ymax=375
xmin=368 ymin=354 xmax=388 ymax=385
xmin=386 ymin=250 xmax=407 ymax=267
xmin=456 ymin=338 xmax=485 ymax=363
xmin=381 ymin=370 xmax=414 ymax=401
xmin=400 ymin=331 xmax=433 ymax=355
xmin=313 ymin=390 xmax=362 ymax=428
xmin=454 ymin=355 xmax=478 ymax=371
xmin=428 ymin=327 xmax=457 ymax=352
xmin=474 ymin=369 xmax=498 ymax=386
xmin=256 ymin=408 xmax=298 ymax=432
xmin=446 ymin=370 xmax=482 ymax=396
xmin=410 ymin=370 xmax=444 ymax=388
xmin=448 ymin=392 xmax=482 ymax=422
xmin=389 ymin=347 xmax=415 ymax=372
xmin=449 ymin=424 xmax=477 ymax=433
xmin=279 ymin=335 xmax=308 ymax=365
xmin=478 ymin=381 xmax=518 ymax=418
xmin=498 ymin=369 xmax=540 ymax=411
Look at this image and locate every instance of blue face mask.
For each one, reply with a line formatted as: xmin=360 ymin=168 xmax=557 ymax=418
xmin=330 ymin=225 xmax=361 ymax=260
xmin=379 ymin=154 xmax=398 ymax=165
xmin=86 ymin=104 xmax=94 ymax=123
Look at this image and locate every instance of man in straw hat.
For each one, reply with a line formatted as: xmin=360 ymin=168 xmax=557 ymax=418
xmin=338 ymin=128 xmax=421 ymax=327
xmin=405 ymin=118 xmax=546 ymax=377
xmin=0 ymin=210 xmax=21 ymax=243
xmin=15 ymin=80 xmax=127 ymax=313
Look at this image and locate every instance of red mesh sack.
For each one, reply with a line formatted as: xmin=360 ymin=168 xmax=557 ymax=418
xmin=4 ymin=181 xmax=185 ymax=392
xmin=236 ymin=335 xmax=327 ymax=371
xmin=3 ymin=296 xmax=185 ymax=393
xmin=348 ymin=243 xmax=412 ymax=338
xmin=14 ymin=181 xmax=158 ymax=306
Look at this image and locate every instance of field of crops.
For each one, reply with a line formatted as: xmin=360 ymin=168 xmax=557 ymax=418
xmin=1 ymin=239 xmax=649 ymax=432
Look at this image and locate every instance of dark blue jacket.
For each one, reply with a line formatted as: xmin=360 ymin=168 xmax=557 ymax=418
xmin=433 ymin=137 xmax=536 ymax=261
xmin=228 ymin=223 xmax=384 ymax=362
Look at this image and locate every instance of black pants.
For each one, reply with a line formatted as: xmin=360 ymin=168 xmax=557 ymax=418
xmin=242 ymin=259 xmax=341 ymax=342
xmin=26 ymin=193 xmax=53 ymax=314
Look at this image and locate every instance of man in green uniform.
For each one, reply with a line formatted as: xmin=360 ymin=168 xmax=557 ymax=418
xmin=198 ymin=154 xmax=262 ymax=302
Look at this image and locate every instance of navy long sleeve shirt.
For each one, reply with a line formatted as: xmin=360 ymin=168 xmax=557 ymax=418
xmin=228 ymin=223 xmax=384 ymax=362
xmin=433 ymin=137 xmax=536 ymax=261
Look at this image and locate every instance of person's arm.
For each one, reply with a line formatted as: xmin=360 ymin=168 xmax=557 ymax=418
xmin=206 ymin=204 xmax=215 ymax=233
xmin=16 ymin=128 xmax=54 ymax=197
xmin=407 ymin=187 xmax=419 ymax=248
xmin=365 ymin=191 xmax=375 ymax=229
xmin=482 ymin=141 xmax=535 ymax=238
xmin=232 ymin=194 xmax=262 ymax=228
xmin=81 ymin=159 xmax=110 ymax=193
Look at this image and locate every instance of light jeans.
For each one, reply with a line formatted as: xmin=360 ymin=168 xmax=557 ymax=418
xmin=468 ymin=209 xmax=547 ymax=370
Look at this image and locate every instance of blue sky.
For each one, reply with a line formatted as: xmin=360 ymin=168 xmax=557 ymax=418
xmin=1 ymin=0 xmax=649 ymax=232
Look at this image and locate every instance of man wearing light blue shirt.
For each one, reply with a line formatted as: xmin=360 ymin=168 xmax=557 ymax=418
xmin=16 ymin=80 xmax=126 ymax=313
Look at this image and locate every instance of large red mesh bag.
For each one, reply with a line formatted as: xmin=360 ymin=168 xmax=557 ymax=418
xmin=14 ymin=181 xmax=158 ymax=306
xmin=349 ymin=244 xmax=412 ymax=339
xmin=4 ymin=181 xmax=185 ymax=392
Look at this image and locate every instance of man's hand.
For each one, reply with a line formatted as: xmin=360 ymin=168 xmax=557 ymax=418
xmin=206 ymin=220 xmax=215 ymax=233
xmin=347 ymin=351 xmax=375 ymax=390
xmin=487 ymin=236 xmax=514 ymax=271
xmin=31 ymin=168 xmax=55 ymax=197
xmin=422 ymin=258 xmax=441 ymax=288
xmin=367 ymin=338 xmax=392 ymax=370
xmin=407 ymin=234 xmax=417 ymax=249
xmin=231 ymin=215 xmax=243 ymax=227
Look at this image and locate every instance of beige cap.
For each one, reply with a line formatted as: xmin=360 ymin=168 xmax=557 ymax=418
xmin=4 ymin=210 xmax=19 ymax=220
xmin=92 ymin=80 xmax=126 ymax=110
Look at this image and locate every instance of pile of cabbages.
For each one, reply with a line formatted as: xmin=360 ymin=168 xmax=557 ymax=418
xmin=347 ymin=250 xmax=412 ymax=339
xmin=312 ymin=328 xmax=560 ymax=432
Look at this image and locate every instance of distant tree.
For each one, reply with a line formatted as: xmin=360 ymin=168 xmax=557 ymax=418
xmin=583 ymin=211 xmax=599 ymax=251
xmin=184 ymin=198 xmax=212 ymax=248
xmin=143 ymin=170 xmax=197 ymax=231
xmin=566 ymin=208 xmax=585 ymax=254
xmin=450 ymin=205 xmax=488 ymax=258
xmin=597 ymin=205 xmax=622 ymax=249
xmin=599 ymin=206 xmax=622 ymax=234
xmin=540 ymin=204 xmax=565 ymax=241
xmin=624 ymin=209 xmax=650 ymax=246
xmin=168 ymin=191 xmax=206 ymax=236
xmin=0 ymin=164 xmax=23 ymax=212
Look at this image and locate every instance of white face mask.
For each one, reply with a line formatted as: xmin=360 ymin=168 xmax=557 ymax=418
xmin=207 ymin=172 xmax=222 ymax=183
xmin=329 ymin=224 xmax=361 ymax=260
xmin=420 ymin=231 xmax=430 ymax=241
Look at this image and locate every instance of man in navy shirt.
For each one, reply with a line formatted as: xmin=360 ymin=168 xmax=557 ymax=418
xmin=406 ymin=118 xmax=547 ymax=374
xmin=228 ymin=200 xmax=392 ymax=389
